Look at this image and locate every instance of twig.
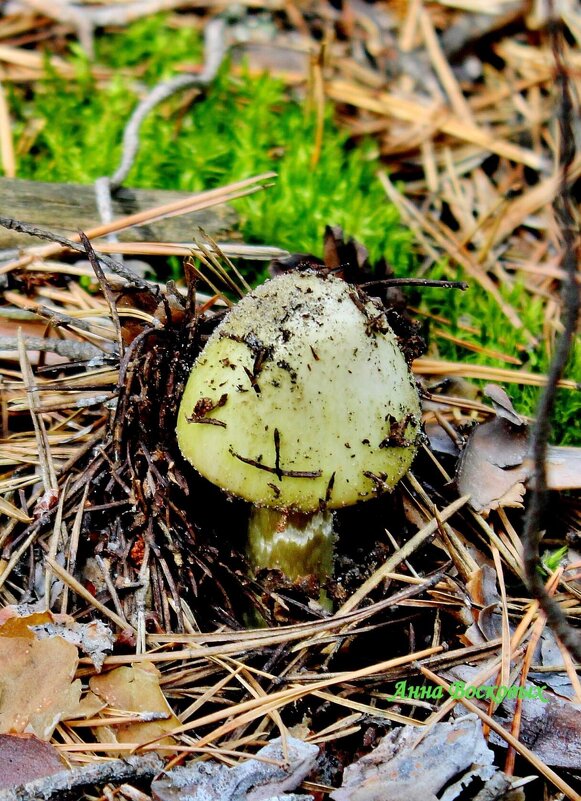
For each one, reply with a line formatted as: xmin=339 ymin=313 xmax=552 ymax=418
xmin=18 ymin=0 xmax=95 ymax=56
xmin=360 ymin=278 xmax=468 ymax=290
xmin=0 ymin=216 xmax=154 ymax=292
xmin=110 ymin=18 xmax=227 ymax=190
xmin=0 ymin=754 xmax=163 ymax=801
xmin=0 ymin=80 xmax=15 ymax=178
xmin=0 ymin=335 xmax=102 ymax=360
xmin=522 ymin=16 xmax=581 ymax=661
xmin=89 ymin=16 xmax=227 ymax=258
xmin=79 ymin=231 xmax=124 ymax=356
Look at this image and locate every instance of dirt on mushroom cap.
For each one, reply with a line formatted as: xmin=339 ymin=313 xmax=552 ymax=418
xmin=177 ymin=272 xmax=421 ymax=512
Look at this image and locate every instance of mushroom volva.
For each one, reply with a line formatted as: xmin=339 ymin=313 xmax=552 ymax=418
xmin=177 ymin=272 xmax=421 ymax=584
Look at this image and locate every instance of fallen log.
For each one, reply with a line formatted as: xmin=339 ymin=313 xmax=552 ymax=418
xmin=0 ymin=178 xmax=237 ymax=249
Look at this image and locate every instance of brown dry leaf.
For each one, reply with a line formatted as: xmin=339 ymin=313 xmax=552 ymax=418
xmin=0 ymin=734 xmax=65 ymax=790
xmin=0 ymin=635 xmax=81 ymax=740
xmin=89 ymin=662 xmax=179 ymax=745
xmin=463 ymin=564 xmax=503 ymax=643
xmin=0 ymin=606 xmax=113 ymax=671
xmin=0 ymin=607 xmax=53 ymax=635
xmin=31 ymin=618 xmax=114 ymax=671
xmin=65 ymin=691 xmax=107 ymax=722
xmin=456 ymin=385 xmax=529 ymax=514
xmin=466 ymin=564 xmax=499 ymax=609
xmin=0 ymin=607 xmax=84 ymax=739
xmin=330 ymin=716 xmax=509 ymax=801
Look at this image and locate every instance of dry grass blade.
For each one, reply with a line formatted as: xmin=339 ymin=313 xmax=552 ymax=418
xmin=0 ymin=494 xmax=31 ymax=523
xmin=82 ymin=578 xmax=444 ymax=667
xmin=93 ymin=241 xmax=289 ymax=261
xmin=46 ymin=557 xmax=137 ymax=635
xmin=146 ymin=645 xmax=442 ymax=747
xmin=17 ymin=330 xmax=58 ymax=493
xmin=0 ymin=3 xmax=579 ymax=795
xmin=327 ymin=80 xmax=546 ymax=170
xmin=414 ymin=357 xmax=578 ymax=389
xmin=379 ymin=172 xmax=528 ymax=332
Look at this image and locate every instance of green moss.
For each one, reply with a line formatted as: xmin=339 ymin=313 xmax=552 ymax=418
xmin=6 ymin=14 xmax=578 ymax=442
xmin=419 ymin=264 xmax=580 ymax=445
xmin=10 ymin=15 xmax=411 ymax=273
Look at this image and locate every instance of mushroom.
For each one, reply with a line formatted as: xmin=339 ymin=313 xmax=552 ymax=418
xmin=177 ymin=271 xmax=421 ymax=590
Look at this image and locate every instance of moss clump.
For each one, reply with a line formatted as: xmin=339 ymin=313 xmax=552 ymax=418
xmin=6 ymin=14 xmax=578 ymax=442
xmin=418 ymin=265 xmax=580 ymax=445
xmin=10 ymin=15 xmax=412 ymax=273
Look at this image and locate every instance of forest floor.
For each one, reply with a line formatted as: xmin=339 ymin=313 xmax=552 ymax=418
xmin=0 ymin=3 xmax=579 ymax=801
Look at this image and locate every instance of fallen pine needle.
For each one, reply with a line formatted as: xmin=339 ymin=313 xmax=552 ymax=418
xmin=419 ymin=664 xmax=581 ymax=801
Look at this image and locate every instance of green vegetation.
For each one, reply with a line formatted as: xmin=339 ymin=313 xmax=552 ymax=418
xmin=540 ymin=545 xmax=568 ymax=576
xmin=6 ymin=14 xmax=579 ymax=442
xmin=419 ymin=265 xmax=580 ymax=444
xmin=11 ymin=15 xmax=411 ymax=271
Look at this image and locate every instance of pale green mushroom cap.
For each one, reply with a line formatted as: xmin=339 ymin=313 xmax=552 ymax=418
xmin=177 ymin=272 xmax=421 ymax=513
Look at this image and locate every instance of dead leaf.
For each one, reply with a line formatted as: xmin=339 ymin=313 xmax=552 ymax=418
xmin=0 ymin=734 xmax=65 ymax=790
xmin=151 ymin=736 xmax=318 ymax=801
xmin=0 ymin=607 xmax=52 ymax=635
xmin=485 ymin=384 xmax=524 ymax=426
xmin=462 ymin=564 xmax=504 ymax=643
xmin=0 ymin=606 xmax=113 ymax=671
xmin=456 ymin=385 xmax=529 ymax=514
xmin=425 ymin=421 xmax=460 ymax=458
xmin=0 ymin=636 xmax=81 ymax=740
xmin=65 ymin=691 xmax=106 ymax=722
xmin=31 ymin=619 xmax=114 ymax=671
xmin=467 ymin=564 xmax=500 ymax=609
xmin=453 ymin=386 xmax=581 ymax=512
xmin=330 ymin=716 xmax=509 ymax=801
xmin=0 ymin=607 xmax=83 ymax=739
xmin=89 ymin=662 xmax=180 ymax=746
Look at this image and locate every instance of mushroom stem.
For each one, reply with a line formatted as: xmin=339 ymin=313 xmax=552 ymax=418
xmin=247 ymin=508 xmax=335 ymax=585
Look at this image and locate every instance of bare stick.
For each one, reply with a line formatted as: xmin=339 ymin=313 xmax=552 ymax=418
xmin=0 ymin=215 xmax=154 ymax=292
xmin=521 ymin=17 xmax=581 ymax=661
xmin=0 ymin=754 xmax=163 ymax=801
xmin=111 ymin=18 xmax=226 ymax=189
xmin=0 ymin=335 xmax=102 ymax=360
xmin=79 ymin=231 xmax=124 ymax=356
xmin=360 ymin=278 xmax=468 ymax=290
